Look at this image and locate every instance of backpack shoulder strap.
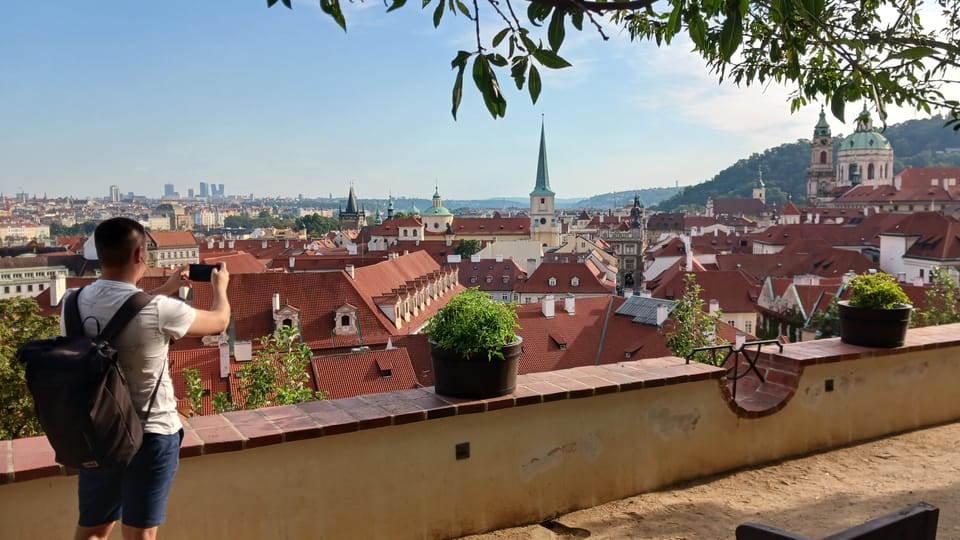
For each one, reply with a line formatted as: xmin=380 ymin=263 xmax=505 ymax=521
xmin=97 ymin=292 xmax=154 ymax=342
xmin=64 ymin=287 xmax=85 ymax=337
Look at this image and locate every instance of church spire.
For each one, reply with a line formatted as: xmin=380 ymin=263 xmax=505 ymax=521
xmin=345 ymin=184 xmax=359 ymax=214
xmin=530 ymin=118 xmax=555 ymax=196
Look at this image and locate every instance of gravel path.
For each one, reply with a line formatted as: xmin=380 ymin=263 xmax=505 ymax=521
xmin=462 ymin=421 xmax=960 ymax=539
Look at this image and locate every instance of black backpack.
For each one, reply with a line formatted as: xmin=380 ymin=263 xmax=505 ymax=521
xmin=17 ymin=288 xmax=162 ymax=469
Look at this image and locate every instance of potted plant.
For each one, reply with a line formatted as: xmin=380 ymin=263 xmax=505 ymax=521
xmin=838 ymin=271 xmax=913 ymax=347
xmin=424 ymin=287 xmax=523 ymax=398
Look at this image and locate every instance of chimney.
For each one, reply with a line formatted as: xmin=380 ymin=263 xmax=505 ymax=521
xmin=564 ymin=294 xmax=575 ymax=314
xmin=289 ymin=256 xmax=296 ymax=268
xmin=624 ymin=289 xmax=634 ymax=299
xmin=262 ymin=239 xmax=268 ymax=249
xmin=683 ymin=235 xmax=693 ymax=271
xmin=218 ymin=240 xmax=225 ymax=249
xmin=640 ymin=290 xmax=651 ymax=298
xmin=471 ymin=254 xmax=481 ymax=263
xmin=656 ymin=303 xmax=669 ymax=326
xmin=708 ymin=299 xmax=719 ymax=315
xmin=913 ymin=276 xmax=925 ymax=286
xmin=219 ymin=342 xmax=231 ymax=378
xmin=541 ymin=295 xmax=555 ymax=318
xmin=894 ymin=176 xmax=902 ymax=190
xmin=345 ymin=264 xmax=355 ymax=279
xmin=49 ymin=275 xmax=67 ymax=307
xmin=228 ymin=239 xmax=235 ymax=249
xmin=403 ymin=250 xmax=409 ymax=256
xmin=207 ymin=239 xmax=214 ymax=249
xmin=896 ymin=272 xmax=907 ymax=282
xmin=495 ymin=254 xmax=503 ymax=263
xmin=272 ymin=293 xmax=280 ymax=312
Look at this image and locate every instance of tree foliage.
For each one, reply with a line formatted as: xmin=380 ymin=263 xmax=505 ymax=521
xmin=454 ymin=239 xmax=482 ymax=257
xmin=234 ymin=325 xmax=323 ymax=410
xmin=182 ymin=368 xmax=205 ymax=418
xmin=268 ymin=0 xmax=960 ymax=125
xmin=664 ymin=273 xmax=725 ymax=365
xmin=918 ymin=266 xmax=960 ymax=326
xmin=294 ymin=213 xmax=341 ymax=237
xmin=808 ymin=296 xmax=840 ymax=338
xmin=0 ymin=298 xmax=60 ymax=440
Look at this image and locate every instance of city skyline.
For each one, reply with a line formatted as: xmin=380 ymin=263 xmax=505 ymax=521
xmin=2 ymin=2 xmax=949 ymax=201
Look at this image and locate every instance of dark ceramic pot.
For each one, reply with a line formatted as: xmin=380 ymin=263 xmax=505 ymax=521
xmin=430 ymin=338 xmax=523 ymax=399
xmin=838 ymin=301 xmax=912 ymax=348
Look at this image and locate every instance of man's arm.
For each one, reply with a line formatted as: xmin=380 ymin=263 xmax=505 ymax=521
xmin=185 ymin=263 xmax=231 ymax=337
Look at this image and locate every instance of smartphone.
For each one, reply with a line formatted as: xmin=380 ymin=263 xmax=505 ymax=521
xmin=188 ymin=263 xmax=218 ymax=282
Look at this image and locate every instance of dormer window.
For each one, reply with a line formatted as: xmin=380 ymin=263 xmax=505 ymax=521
xmin=548 ymin=277 xmax=557 ymax=287
xmin=340 ymin=315 xmax=350 ymax=327
xmin=334 ymin=304 xmax=359 ymax=336
xmin=485 ymin=276 xmax=493 ymax=283
xmin=571 ymin=277 xmax=580 ymax=287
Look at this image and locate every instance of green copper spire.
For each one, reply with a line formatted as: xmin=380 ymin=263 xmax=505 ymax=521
xmin=814 ymin=106 xmax=831 ymax=137
xmin=530 ymin=120 xmax=555 ymax=196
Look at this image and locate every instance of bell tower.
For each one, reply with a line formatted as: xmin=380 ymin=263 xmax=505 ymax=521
xmin=806 ymin=107 xmax=834 ymax=205
xmin=529 ymin=119 xmax=560 ymax=246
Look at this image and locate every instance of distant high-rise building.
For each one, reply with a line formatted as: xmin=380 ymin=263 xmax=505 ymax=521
xmin=218 ymin=183 xmax=225 ymax=197
xmin=188 ymin=188 xmax=195 ymax=198
xmin=164 ymin=183 xmax=175 ymax=198
xmin=109 ymin=185 xmax=120 ymax=202
xmin=199 ymin=182 xmax=209 ymax=198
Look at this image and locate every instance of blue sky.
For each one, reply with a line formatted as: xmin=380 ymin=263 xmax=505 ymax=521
xmin=0 ymin=1 xmax=942 ymax=201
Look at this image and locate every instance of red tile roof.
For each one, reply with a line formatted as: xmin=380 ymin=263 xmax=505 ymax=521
xmin=311 ymin=348 xmax=419 ymax=399
xmin=170 ymin=348 xmax=230 ymax=416
xmin=650 ymin=270 xmax=761 ymax=313
xmin=147 ymin=231 xmax=198 ymax=247
xmin=202 ymin=252 xmax=268 ymax=274
xmin=517 ymin=262 xmax=614 ymax=295
xmin=449 ymin=217 xmax=530 ymax=236
xmin=456 ymin=258 xmax=526 ymax=292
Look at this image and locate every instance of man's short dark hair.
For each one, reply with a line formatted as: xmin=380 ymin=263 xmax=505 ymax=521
xmin=95 ymin=217 xmax=146 ymax=268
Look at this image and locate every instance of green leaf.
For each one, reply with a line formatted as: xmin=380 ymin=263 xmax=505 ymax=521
xmin=267 ymin=0 xmax=280 ymax=7
xmin=888 ymin=46 xmax=938 ymax=61
xmin=422 ymin=0 xmax=431 ymax=7
xmin=472 ymin=55 xmax=506 ymax=119
xmin=548 ymin=9 xmax=566 ymax=52
xmin=456 ymin=0 xmax=471 ymax=17
xmin=571 ymin=10 xmax=583 ymax=31
xmin=492 ymin=28 xmax=510 ymax=48
xmin=282 ymin=0 xmax=292 ymax=6
xmin=451 ymin=50 xmax=471 ymax=68
xmin=488 ymin=53 xmax=508 ymax=67
xmin=666 ymin=3 xmax=683 ymax=37
xmin=528 ymin=64 xmax=542 ymax=104
xmin=320 ymin=0 xmax=347 ymax=31
xmin=452 ymin=63 xmax=466 ymax=120
xmin=527 ymin=1 xmax=552 ymax=26
xmin=387 ymin=0 xmax=407 ymax=13
xmin=830 ymin=83 xmax=848 ymax=122
xmin=531 ymin=47 xmax=571 ymax=69
xmin=510 ymin=56 xmax=528 ymax=90
xmin=718 ymin=13 xmax=743 ymax=60
xmin=433 ymin=0 xmax=444 ymax=27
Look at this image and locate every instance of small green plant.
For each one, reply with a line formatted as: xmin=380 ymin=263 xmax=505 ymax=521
xmin=423 ymin=287 xmax=520 ymax=361
xmin=182 ymin=368 xmax=204 ymax=417
xmin=664 ymin=273 xmax=725 ymax=365
xmin=846 ymin=272 xmax=911 ymax=309
xmin=236 ymin=325 xmax=317 ymax=409
xmin=212 ymin=392 xmax=234 ymax=414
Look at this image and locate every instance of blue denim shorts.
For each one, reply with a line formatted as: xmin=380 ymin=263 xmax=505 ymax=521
xmin=78 ymin=430 xmax=183 ymax=528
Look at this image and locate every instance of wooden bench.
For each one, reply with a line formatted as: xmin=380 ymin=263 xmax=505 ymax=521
xmin=736 ymin=502 xmax=939 ymax=540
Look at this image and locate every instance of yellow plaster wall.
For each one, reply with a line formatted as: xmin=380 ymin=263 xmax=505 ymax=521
xmin=2 ymin=347 xmax=959 ymax=539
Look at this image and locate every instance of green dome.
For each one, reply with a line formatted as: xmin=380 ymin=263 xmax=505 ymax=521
xmin=421 ymin=205 xmax=452 ymax=216
xmin=841 ymin=131 xmax=891 ymax=151
xmin=841 ymin=104 xmax=891 ymax=151
xmin=409 ymin=204 xmax=421 ymax=216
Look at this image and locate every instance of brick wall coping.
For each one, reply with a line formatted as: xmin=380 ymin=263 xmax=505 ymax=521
xmin=4 ymin=322 xmax=960 ymax=486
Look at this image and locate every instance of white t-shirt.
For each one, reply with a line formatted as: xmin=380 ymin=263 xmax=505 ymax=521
xmin=61 ymin=279 xmax=196 ymax=435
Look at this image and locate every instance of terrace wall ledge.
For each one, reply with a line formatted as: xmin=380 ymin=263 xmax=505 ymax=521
xmin=4 ymin=322 xmax=960 ymax=486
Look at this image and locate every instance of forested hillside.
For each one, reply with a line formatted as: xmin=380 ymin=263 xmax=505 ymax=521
xmin=655 ymin=116 xmax=960 ymax=212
